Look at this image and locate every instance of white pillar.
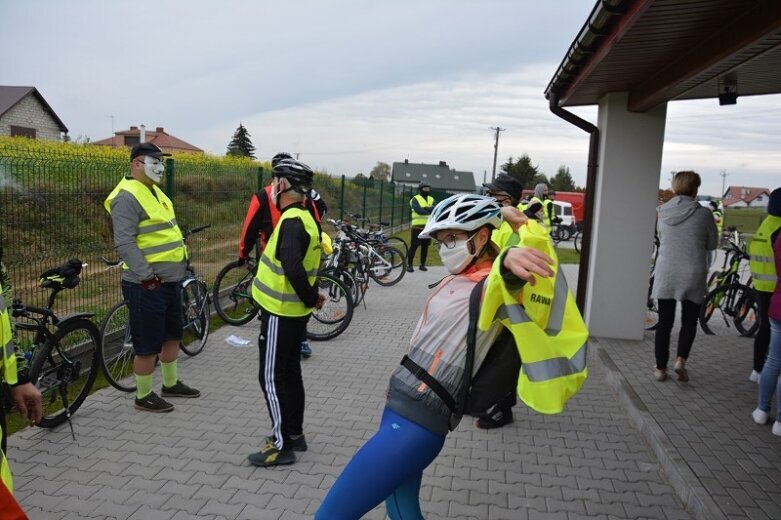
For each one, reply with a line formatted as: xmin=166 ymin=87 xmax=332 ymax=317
xmin=584 ymin=92 xmax=667 ymax=340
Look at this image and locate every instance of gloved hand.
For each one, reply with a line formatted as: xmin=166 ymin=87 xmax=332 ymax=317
xmin=141 ymin=275 xmax=162 ymax=291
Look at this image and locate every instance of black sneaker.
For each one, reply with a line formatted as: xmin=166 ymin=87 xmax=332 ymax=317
xmin=475 ymin=409 xmax=514 ymax=429
xmin=135 ymin=392 xmax=174 ymax=413
xmin=161 ymin=380 xmax=201 ymax=398
xmin=407 ymin=265 xmax=414 ymax=272
xmin=300 ymin=341 xmax=312 ymax=359
xmin=419 ymin=265 xmax=428 ymax=271
xmin=248 ymin=440 xmax=296 ymax=467
xmin=265 ymin=434 xmax=308 ymax=452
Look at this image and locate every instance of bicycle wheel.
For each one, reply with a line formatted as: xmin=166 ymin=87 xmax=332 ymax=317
xmin=386 ymin=236 xmax=409 ymax=257
xmin=558 ymin=226 xmax=572 ymax=242
xmin=307 ymin=273 xmax=354 ymax=341
xmin=180 ymin=280 xmax=210 ymax=356
xmin=99 ymin=300 xmax=136 ymax=392
xmin=370 ymin=246 xmax=406 ymax=287
xmin=573 ymin=232 xmax=582 ymax=253
xmin=734 ymin=285 xmax=760 ymax=337
xmin=699 ymin=283 xmax=754 ymax=336
xmin=213 ymin=260 xmax=260 ymax=325
xmin=321 ymin=267 xmax=359 ymax=304
xmin=30 ymin=319 xmax=100 ymax=428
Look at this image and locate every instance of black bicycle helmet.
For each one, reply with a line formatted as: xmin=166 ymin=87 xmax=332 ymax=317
xmin=271 ymin=152 xmax=293 ymax=167
xmin=272 ymin=159 xmax=314 ymax=194
xmin=419 ymin=181 xmax=431 ymax=190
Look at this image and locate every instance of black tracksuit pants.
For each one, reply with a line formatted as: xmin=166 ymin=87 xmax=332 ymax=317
xmin=407 ymin=226 xmax=430 ymax=268
xmin=258 ymin=312 xmax=309 ymax=451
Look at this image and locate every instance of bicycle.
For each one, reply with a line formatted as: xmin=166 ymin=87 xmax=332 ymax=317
xmin=100 ymin=225 xmax=211 ymax=393
xmin=11 ymin=259 xmax=100 ymax=436
xmin=347 ymin=213 xmax=409 ymax=258
xmin=306 ymin=271 xmax=355 ymax=341
xmin=645 ymin=234 xmax=660 ymax=331
xmin=573 ymin=230 xmax=582 ymax=253
xmin=699 ymin=237 xmax=759 ymax=337
xmin=213 ymin=256 xmax=261 ymax=326
xmin=549 ymin=218 xmax=572 ymax=243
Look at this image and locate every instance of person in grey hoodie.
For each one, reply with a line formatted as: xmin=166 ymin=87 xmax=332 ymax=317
xmin=652 ymin=171 xmax=718 ymax=382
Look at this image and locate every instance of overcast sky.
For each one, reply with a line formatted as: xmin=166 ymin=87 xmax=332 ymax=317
xmin=1 ymin=0 xmax=779 ymax=197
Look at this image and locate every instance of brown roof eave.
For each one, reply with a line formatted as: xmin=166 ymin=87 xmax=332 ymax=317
xmin=544 ymin=0 xmax=651 ymax=107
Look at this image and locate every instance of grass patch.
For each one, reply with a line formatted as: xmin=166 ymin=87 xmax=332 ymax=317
xmin=724 ymin=208 xmax=765 ymax=236
xmin=555 ymin=246 xmax=581 ymax=265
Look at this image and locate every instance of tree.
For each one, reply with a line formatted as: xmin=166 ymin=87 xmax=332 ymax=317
xmin=351 ymin=173 xmax=368 ymax=186
xmin=500 ymin=153 xmax=542 ymax=189
xmin=550 ymin=165 xmax=576 ymax=192
xmin=226 ymin=123 xmax=256 ymax=159
xmin=369 ymin=161 xmax=391 ymax=182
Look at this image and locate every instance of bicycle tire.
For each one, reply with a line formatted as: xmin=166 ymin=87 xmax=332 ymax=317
xmin=213 ymin=260 xmax=260 ymax=326
xmin=180 ymin=280 xmax=210 ymax=356
xmin=370 ymin=246 xmax=406 ymax=287
xmin=307 ymin=273 xmax=354 ymax=341
xmin=30 ymin=319 xmax=101 ymax=428
xmin=386 ymin=236 xmax=409 ymax=257
xmin=558 ymin=226 xmax=572 ymax=242
xmin=573 ymin=232 xmax=582 ymax=253
xmin=99 ymin=300 xmax=136 ymax=392
xmin=699 ymin=283 xmax=755 ymax=336
xmin=734 ymin=285 xmax=760 ymax=337
xmin=321 ymin=267 xmax=359 ymax=304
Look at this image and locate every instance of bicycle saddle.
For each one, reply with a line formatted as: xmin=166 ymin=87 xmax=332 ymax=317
xmin=39 ymin=258 xmax=84 ymax=290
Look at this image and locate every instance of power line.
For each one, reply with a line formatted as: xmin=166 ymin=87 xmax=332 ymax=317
xmin=490 ymin=126 xmax=505 ymax=181
xmin=719 ymin=169 xmax=729 ymax=198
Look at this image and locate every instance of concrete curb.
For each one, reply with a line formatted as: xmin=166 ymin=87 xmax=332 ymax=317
xmin=594 ymin=339 xmax=727 ymax=520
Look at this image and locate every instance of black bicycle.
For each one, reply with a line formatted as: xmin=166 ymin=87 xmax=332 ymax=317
xmin=100 ymin=225 xmax=211 ymax=393
xmin=213 ymin=256 xmax=260 ymax=326
xmin=11 ymin=259 xmax=100 ymax=435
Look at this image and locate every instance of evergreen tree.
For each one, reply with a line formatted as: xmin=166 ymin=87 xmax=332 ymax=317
xmin=550 ymin=165 xmax=576 ymax=192
xmin=500 ymin=153 xmax=541 ymax=189
xmin=226 ymin=123 xmax=257 ymax=159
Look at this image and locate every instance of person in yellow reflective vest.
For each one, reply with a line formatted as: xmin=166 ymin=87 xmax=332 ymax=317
xmin=317 ymin=194 xmax=587 ymax=519
xmin=406 ymin=181 xmax=435 ymax=272
xmin=0 ymin=254 xmax=42 ymax=515
xmin=248 ymin=159 xmax=325 ymax=468
xmin=104 ymin=143 xmax=200 ymax=413
xmin=710 ymin=200 xmax=724 ymax=238
xmin=529 ymin=182 xmax=554 ymax=233
xmin=749 ymin=188 xmax=781 ymax=382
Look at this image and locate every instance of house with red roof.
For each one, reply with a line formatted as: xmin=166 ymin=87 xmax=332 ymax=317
xmin=721 ymin=186 xmax=770 ymax=208
xmin=93 ymin=125 xmax=203 ymax=154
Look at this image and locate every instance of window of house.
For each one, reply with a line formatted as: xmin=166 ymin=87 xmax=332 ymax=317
xmin=435 ymin=174 xmax=441 ymax=178
xmin=124 ymin=136 xmax=140 ymax=146
xmin=422 ymin=173 xmax=427 ymax=178
xmin=454 ymin=175 xmax=459 ymax=180
xmin=405 ymin=172 xmax=411 ymax=177
xmin=10 ymin=126 xmax=36 ymax=138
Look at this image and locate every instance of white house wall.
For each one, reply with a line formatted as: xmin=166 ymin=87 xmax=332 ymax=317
xmin=0 ymin=94 xmax=62 ymax=141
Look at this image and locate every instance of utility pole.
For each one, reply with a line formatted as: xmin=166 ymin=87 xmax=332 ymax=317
xmin=490 ymin=126 xmax=505 ymax=181
xmin=719 ymin=169 xmax=729 ymax=198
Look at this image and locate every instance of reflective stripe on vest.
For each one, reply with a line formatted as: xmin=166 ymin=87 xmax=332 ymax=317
xmin=1 ymin=284 xmax=18 ymax=494
xmin=104 ymin=178 xmax=187 ymax=268
xmin=748 ymin=215 xmax=781 ymax=292
xmin=479 ymin=219 xmax=588 ymax=415
xmin=251 ymin=207 xmax=322 ymax=317
xmin=410 ymin=194 xmax=435 ymax=227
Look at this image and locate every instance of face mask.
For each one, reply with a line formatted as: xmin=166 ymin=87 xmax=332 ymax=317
xmin=439 ymin=237 xmax=477 ymax=274
xmin=271 ymin=178 xmax=287 ymax=206
xmin=142 ymin=157 xmax=164 ymax=183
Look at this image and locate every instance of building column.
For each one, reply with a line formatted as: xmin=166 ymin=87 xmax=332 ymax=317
xmin=584 ymin=92 xmax=666 ymax=340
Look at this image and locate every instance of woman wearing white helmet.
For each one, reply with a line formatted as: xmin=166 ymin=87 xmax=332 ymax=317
xmin=316 ymin=194 xmax=555 ymax=520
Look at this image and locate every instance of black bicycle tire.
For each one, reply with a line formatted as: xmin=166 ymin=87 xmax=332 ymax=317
xmin=180 ymin=280 xmax=210 ymax=356
xmin=213 ymin=260 xmax=259 ymax=326
xmin=733 ymin=285 xmax=760 ymax=337
xmin=307 ymin=273 xmax=354 ymax=341
xmin=321 ymin=267 xmax=359 ymax=304
xmin=699 ymin=283 xmax=754 ymax=336
xmin=558 ymin=227 xmax=572 ymax=242
xmin=573 ymin=232 xmax=582 ymax=253
xmin=30 ymin=319 xmax=101 ymax=428
xmin=99 ymin=300 xmax=136 ymax=392
xmin=370 ymin=246 xmax=406 ymax=287
xmin=386 ymin=236 xmax=409 ymax=256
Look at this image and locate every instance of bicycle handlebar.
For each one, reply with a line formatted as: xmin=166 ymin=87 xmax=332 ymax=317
xmin=185 ymin=224 xmax=211 ymax=237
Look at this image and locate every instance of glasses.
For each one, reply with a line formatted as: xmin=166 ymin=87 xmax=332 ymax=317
xmin=434 ymin=231 xmax=476 ymax=249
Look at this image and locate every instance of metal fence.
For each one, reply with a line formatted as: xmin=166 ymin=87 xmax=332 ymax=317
xmin=0 ymin=144 xmax=423 ymax=324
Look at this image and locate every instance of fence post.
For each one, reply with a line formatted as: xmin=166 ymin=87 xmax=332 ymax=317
xmin=362 ymin=177 xmax=368 ymax=218
xmin=164 ymin=158 xmax=175 ymax=199
xmin=257 ymin=166 xmax=264 ymax=191
xmin=339 ymin=175 xmax=345 ymax=220
xmin=390 ymin=182 xmax=395 ymax=228
xmin=378 ymin=180 xmax=385 ymax=224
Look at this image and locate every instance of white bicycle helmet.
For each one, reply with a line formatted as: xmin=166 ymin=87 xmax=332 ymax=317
xmin=419 ymin=194 xmax=502 ymax=239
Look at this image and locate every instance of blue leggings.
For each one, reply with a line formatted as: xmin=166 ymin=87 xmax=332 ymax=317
xmin=315 ymin=408 xmax=446 ymax=520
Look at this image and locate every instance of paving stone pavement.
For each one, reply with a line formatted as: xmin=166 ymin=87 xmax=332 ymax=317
xmin=9 ymin=265 xmax=702 ymax=519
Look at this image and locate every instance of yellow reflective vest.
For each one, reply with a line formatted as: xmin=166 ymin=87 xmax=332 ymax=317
xmin=252 ymin=206 xmax=321 ymax=317
xmin=410 ymin=194 xmax=435 ymax=227
xmin=749 ymin=215 xmax=781 ymax=292
xmin=712 ymin=209 xmax=723 ymax=237
xmin=104 ymin=178 xmax=187 ymax=269
xmin=479 ymin=220 xmax=588 ymax=414
xmin=1 ymin=280 xmax=18 ymax=494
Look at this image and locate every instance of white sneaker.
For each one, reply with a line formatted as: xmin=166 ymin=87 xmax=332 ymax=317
xmin=753 ymin=408 xmax=769 ymax=425
xmin=749 ymin=370 xmax=760 ymax=383
xmin=773 ymin=422 xmax=781 ymax=437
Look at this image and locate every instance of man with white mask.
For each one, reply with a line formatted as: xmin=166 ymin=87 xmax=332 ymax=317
xmin=104 ymin=143 xmax=200 ymax=412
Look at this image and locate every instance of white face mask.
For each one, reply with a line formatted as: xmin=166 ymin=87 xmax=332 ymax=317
xmin=439 ymin=236 xmax=477 ymax=274
xmin=142 ymin=157 xmax=164 ymax=183
xmin=270 ymin=177 xmax=286 ymax=205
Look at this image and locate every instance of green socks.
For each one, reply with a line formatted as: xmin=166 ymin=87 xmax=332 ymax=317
xmin=136 ymin=374 xmax=153 ymax=399
xmin=161 ymin=360 xmax=178 ymax=388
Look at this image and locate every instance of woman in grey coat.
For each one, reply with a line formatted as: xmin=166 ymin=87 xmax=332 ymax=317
xmin=652 ymin=171 xmax=718 ymax=382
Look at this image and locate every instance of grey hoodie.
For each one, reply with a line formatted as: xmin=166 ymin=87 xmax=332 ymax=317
xmin=652 ymin=195 xmax=718 ymax=303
